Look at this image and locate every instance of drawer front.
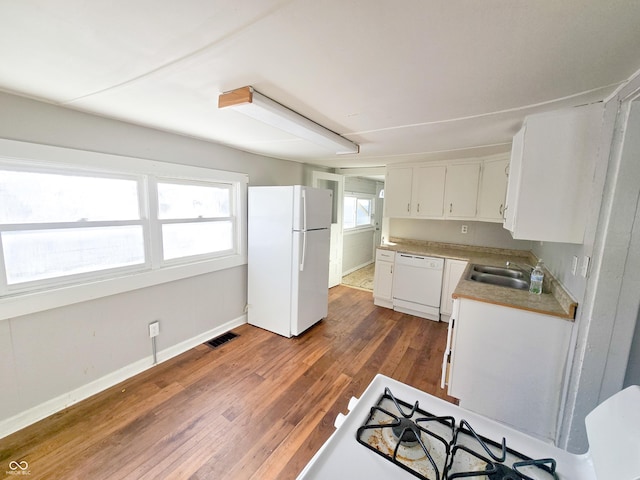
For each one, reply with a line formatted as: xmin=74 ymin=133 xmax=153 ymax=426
xmin=376 ymin=249 xmax=396 ymax=262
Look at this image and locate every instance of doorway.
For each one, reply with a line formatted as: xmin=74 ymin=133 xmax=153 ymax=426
xmin=312 ymin=171 xmax=344 ymax=288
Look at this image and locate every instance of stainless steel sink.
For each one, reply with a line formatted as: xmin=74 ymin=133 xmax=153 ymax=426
xmin=466 ymin=264 xmax=530 ymax=290
xmin=471 ymin=264 xmax=526 ymax=279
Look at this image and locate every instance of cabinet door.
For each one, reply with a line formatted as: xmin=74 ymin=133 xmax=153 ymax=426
xmin=448 ymin=299 xmax=572 ymax=441
xmin=440 ymin=259 xmax=468 ymax=318
xmin=505 ymin=104 xmax=602 ymax=243
xmin=477 ymin=157 xmax=509 ymax=222
xmin=444 ymin=163 xmax=480 ymax=218
xmin=373 ymin=261 xmax=393 ymax=300
xmin=384 ymin=167 xmax=412 ymax=217
xmin=504 ymin=127 xmax=524 ymax=232
xmin=412 ymin=165 xmax=446 ymax=217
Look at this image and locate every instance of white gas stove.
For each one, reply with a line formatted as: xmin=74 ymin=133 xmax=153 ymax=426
xmin=297 ymin=374 xmax=640 ymax=480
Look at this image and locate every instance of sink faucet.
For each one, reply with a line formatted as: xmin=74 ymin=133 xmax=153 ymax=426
xmin=505 ymin=261 xmax=534 ymax=275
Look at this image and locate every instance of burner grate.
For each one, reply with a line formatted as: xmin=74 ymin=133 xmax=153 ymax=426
xmin=356 ymin=388 xmax=560 ymax=480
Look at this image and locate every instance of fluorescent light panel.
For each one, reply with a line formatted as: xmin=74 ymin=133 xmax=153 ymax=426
xmin=218 ymin=86 xmax=359 ymax=155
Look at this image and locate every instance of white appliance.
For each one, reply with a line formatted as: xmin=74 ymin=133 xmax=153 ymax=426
xmin=392 ymin=253 xmax=444 ymax=321
xmin=248 ymin=185 xmax=332 ymax=338
xmin=297 ymin=374 xmax=640 ymax=479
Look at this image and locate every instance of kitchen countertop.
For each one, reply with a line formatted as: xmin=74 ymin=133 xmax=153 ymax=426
xmin=379 ymin=238 xmax=577 ymax=320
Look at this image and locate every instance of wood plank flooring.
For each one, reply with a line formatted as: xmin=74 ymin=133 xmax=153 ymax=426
xmin=0 ymin=286 xmax=457 ymax=480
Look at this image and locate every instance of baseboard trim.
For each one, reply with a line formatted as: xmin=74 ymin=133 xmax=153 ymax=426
xmin=342 ymin=260 xmax=374 ymax=277
xmin=0 ymin=314 xmax=247 ymax=439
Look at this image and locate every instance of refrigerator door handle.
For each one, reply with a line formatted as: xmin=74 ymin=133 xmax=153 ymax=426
xmin=302 ymin=189 xmax=307 ymax=231
xmin=300 ymin=230 xmax=307 ymax=271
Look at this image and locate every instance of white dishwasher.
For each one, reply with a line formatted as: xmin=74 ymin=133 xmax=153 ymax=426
xmin=392 ymin=253 xmax=444 ymax=321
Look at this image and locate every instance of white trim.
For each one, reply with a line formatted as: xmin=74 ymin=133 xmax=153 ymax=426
xmin=0 ymin=254 xmax=246 ymax=320
xmin=342 ymin=260 xmax=374 ymax=277
xmin=0 ymin=314 xmax=246 ymax=440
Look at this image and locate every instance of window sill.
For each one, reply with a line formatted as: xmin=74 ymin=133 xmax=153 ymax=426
xmin=0 ymin=253 xmax=247 ymax=321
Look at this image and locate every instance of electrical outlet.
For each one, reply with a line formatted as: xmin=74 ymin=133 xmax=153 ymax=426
xmin=149 ymin=321 xmax=160 ymax=338
xmin=461 ymin=225 xmax=468 ymax=234
xmin=571 ymin=256 xmax=578 ymax=275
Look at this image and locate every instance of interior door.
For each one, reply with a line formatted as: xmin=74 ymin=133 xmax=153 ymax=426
xmin=312 ymin=172 xmax=344 ymax=288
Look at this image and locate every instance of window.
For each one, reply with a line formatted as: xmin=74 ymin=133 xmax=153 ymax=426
xmin=156 ymin=180 xmax=234 ymax=262
xmin=343 ymin=194 xmax=374 ymax=229
xmin=0 ymin=142 xmax=246 ymax=307
xmin=0 ymin=168 xmax=146 ymax=289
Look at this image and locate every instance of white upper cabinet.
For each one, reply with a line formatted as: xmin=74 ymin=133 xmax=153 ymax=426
xmin=384 ymin=167 xmax=413 ymax=217
xmin=477 ymin=156 xmax=509 ymax=223
xmin=504 ymin=103 xmax=604 ymax=243
xmin=443 ymin=163 xmax=480 ymax=219
xmin=385 ymin=160 xmax=484 ymax=221
xmin=384 ymin=165 xmax=446 ymax=218
xmin=413 ymin=165 xmax=446 ymax=217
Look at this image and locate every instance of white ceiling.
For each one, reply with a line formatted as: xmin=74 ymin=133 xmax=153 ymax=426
xmin=1 ymin=0 xmax=639 ymax=170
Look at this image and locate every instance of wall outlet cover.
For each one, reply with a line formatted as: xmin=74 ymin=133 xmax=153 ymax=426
xmin=149 ymin=321 xmax=160 ymax=338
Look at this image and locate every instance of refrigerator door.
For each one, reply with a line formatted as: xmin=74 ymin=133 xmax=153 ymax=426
xmin=293 ymin=186 xmax=332 ymax=231
xmin=291 ymin=228 xmax=330 ymax=336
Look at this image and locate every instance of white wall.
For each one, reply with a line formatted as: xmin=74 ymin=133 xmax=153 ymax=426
xmin=389 ymin=218 xmax=533 ymax=251
xmin=342 ymin=230 xmax=375 ymax=274
xmin=0 ymin=91 xmax=310 ymax=437
xmin=341 ymin=176 xmax=379 ymax=274
xmin=542 ymin=78 xmax=640 ymax=452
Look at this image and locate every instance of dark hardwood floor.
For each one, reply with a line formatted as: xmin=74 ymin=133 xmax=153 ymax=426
xmin=0 ymin=285 xmax=457 ymax=480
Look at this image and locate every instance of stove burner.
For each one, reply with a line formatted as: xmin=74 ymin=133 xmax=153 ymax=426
xmin=357 ymin=387 xmax=560 ymax=480
xmin=356 ymin=387 xmax=455 ymax=480
xmin=392 ymin=417 xmax=420 ymax=446
xmin=486 ymin=463 xmax=522 ymax=480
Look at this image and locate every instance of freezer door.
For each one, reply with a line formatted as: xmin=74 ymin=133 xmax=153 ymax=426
xmin=291 ymin=229 xmax=330 ymax=336
xmin=293 ymin=186 xmax=332 ymax=231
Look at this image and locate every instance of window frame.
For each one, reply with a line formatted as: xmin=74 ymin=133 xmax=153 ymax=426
xmin=0 ymin=163 xmax=150 ymax=293
xmin=343 ymin=192 xmax=375 ymax=231
xmin=0 ymin=139 xmax=247 ymax=321
xmin=152 ymin=177 xmax=237 ymax=266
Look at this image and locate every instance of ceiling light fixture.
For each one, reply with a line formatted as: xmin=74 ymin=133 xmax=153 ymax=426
xmin=218 ymin=86 xmax=359 ymax=155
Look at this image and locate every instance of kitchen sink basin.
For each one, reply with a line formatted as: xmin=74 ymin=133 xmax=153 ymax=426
xmin=466 ymin=264 xmax=530 ymax=290
xmin=470 ymin=264 xmax=526 ymax=279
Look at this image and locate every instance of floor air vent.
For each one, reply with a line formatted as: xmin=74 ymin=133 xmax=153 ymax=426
xmin=205 ymin=332 xmax=238 ymax=349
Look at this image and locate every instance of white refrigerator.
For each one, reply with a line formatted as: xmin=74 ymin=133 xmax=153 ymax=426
xmin=248 ymin=185 xmax=332 ymax=338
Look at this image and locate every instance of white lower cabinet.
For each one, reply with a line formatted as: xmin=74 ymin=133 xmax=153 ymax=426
xmin=373 ymin=249 xmax=395 ymax=308
xmin=439 ymin=259 xmax=468 ymax=322
xmin=445 ymin=298 xmax=572 ymax=442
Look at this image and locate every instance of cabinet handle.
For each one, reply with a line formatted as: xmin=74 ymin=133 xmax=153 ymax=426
xmin=407 ymin=203 xmax=410 ymax=213
xmin=449 ymin=203 xmax=453 ymax=213
xmin=499 ymin=204 xmax=504 ymax=215
xmin=417 ymin=203 xmax=420 ymax=213
xmin=502 ymin=204 xmax=508 ymax=220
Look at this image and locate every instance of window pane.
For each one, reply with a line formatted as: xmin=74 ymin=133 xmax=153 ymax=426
xmin=158 ymin=182 xmax=230 ymax=219
xmin=0 ymin=170 xmax=140 ymax=223
xmin=2 ymin=226 xmax=145 ymax=285
xmin=162 ymin=221 xmax=233 ymax=260
xmin=343 ymin=196 xmax=356 ymax=229
xmin=356 ymin=199 xmax=372 ymax=226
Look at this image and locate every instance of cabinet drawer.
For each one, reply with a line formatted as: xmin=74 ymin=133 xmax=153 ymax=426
xmin=376 ymin=249 xmax=396 ymax=262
